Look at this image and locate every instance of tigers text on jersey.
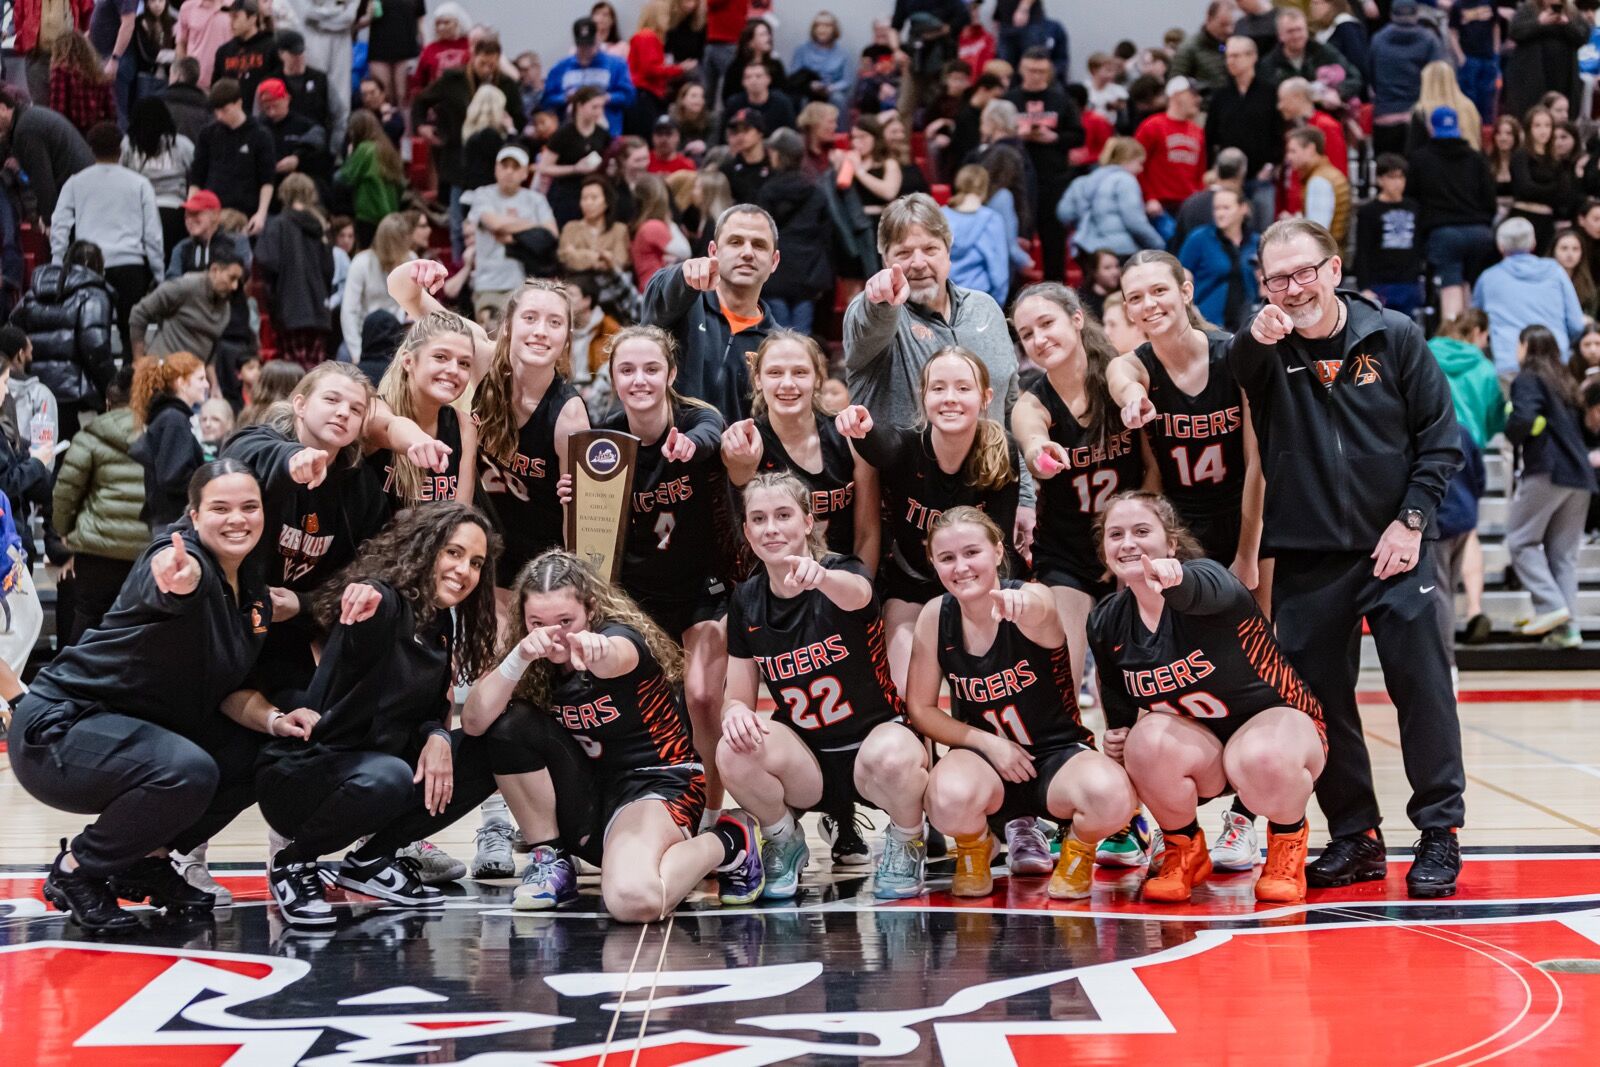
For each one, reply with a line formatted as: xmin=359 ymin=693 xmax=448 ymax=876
xmin=727 ymin=554 xmax=905 ymax=750
xmin=479 ymin=376 xmax=580 ymax=579
xmin=752 ymin=413 xmax=859 ymax=557
xmin=1133 ymin=335 xmax=1246 ymax=519
xmin=1088 ymin=558 xmax=1326 ymax=737
xmin=366 ymin=405 xmax=465 ymax=512
xmin=936 ymin=580 xmax=1092 ymax=753
xmin=1028 ymin=377 xmax=1145 ymax=568
xmin=546 ymin=622 xmax=698 ymax=778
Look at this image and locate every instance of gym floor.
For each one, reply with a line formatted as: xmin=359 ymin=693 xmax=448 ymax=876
xmin=3 ymin=669 xmax=1598 ymax=1065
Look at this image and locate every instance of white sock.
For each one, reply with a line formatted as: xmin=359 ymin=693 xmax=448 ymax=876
xmin=889 ymin=821 xmax=924 ymax=842
xmin=699 ymin=807 xmax=723 ymax=832
xmin=765 ymin=812 xmax=797 ymax=841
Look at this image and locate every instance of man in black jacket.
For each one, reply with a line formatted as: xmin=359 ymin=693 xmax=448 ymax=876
xmin=1228 ymin=218 xmax=1465 ymax=900
xmin=1205 ymin=35 xmax=1282 ymax=226
xmin=641 ymin=205 xmax=777 ymax=421
xmin=411 ymin=34 xmax=526 ymax=225
xmin=757 ymin=130 xmax=832 ymax=335
xmin=213 ymin=0 xmax=281 ymax=106
xmin=1005 ymin=47 xmax=1084 ymax=284
xmin=161 ymin=59 xmax=212 ymax=144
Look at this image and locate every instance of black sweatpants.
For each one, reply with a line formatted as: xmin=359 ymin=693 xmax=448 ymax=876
xmin=7 ymin=695 xmax=263 ymax=876
xmin=103 ymin=264 xmax=153 ymax=359
xmin=1272 ymin=545 xmax=1465 ymax=838
xmin=66 ymin=554 xmax=135 ymax=646
xmin=256 ymin=713 xmax=572 ymax=863
xmin=1038 ymin=177 xmax=1069 ymax=284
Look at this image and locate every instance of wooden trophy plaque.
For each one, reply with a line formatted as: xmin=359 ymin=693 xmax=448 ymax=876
xmin=565 ymin=429 xmax=639 ymax=582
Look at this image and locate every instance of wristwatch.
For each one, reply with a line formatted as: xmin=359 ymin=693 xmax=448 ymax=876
xmin=1400 ymin=508 xmax=1425 ymax=532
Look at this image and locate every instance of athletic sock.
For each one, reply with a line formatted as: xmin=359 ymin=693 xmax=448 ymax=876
xmin=889 ymin=821 xmax=924 ymax=842
xmin=530 ymin=838 xmax=565 ymax=857
xmin=1268 ymin=818 xmax=1306 ymax=835
xmin=699 ymin=808 xmax=723 ymax=832
xmin=1230 ymin=797 xmax=1256 ymax=820
xmin=1163 ymin=820 xmax=1202 ymax=839
xmin=764 ymin=813 xmax=797 ymax=842
xmin=711 ymin=821 xmax=748 ymax=871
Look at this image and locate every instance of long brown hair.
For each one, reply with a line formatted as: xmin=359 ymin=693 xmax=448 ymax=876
xmin=346 ymin=109 xmax=404 ymax=186
xmin=263 ymin=362 xmax=375 ymax=470
xmin=473 ymin=280 xmax=575 ymax=464
xmin=606 ymin=323 xmax=716 ymax=417
xmin=51 ymin=32 xmax=108 ymax=85
xmin=1014 ymin=282 xmax=1122 ymax=449
xmin=1091 ymin=490 xmax=1205 ymax=568
xmin=1519 ymin=324 xmax=1580 ymax=408
xmin=130 ymin=353 xmax=203 ymax=428
xmin=917 ymin=347 xmax=1016 ymax=493
xmin=378 ymin=310 xmax=476 ymax=503
xmin=504 ymin=549 xmax=684 ymax=707
xmin=370 ymin=212 xmax=415 ymax=276
xmin=314 ymin=501 xmax=501 ymax=685
xmin=748 ymin=330 xmax=830 ymax=418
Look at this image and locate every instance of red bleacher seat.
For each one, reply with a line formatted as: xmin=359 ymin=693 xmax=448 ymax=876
xmin=19 ymin=222 xmax=47 ymax=290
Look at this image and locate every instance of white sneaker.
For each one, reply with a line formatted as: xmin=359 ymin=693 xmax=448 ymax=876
xmin=1210 ymin=810 xmax=1260 ymax=872
xmin=1516 ymin=608 xmax=1571 ymax=636
xmin=172 ymin=844 xmax=232 ymax=906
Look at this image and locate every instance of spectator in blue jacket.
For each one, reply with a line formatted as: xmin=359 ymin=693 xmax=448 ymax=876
xmin=1178 ymin=185 xmax=1259 ymax=330
xmin=1368 ymin=0 xmax=1447 ymax=156
xmin=1473 ymin=216 xmax=1587 ymax=376
xmin=1057 ymin=137 xmax=1164 ymax=258
xmin=541 ymin=16 xmax=636 ymax=134
xmin=792 ymin=11 xmax=853 ymax=121
xmin=942 ymin=164 xmax=1010 ymax=306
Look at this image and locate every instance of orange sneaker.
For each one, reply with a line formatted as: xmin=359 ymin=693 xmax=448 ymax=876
xmin=951 ymin=831 xmax=996 ymax=897
xmin=1047 ymin=835 xmax=1096 ymax=899
xmin=1141 ymin=830 xmax=1213 ymax=903
xmin=1254 ymin=823 xmax=1310 ymax=903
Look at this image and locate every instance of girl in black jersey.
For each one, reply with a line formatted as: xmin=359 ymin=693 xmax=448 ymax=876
xmin=255 ymin=503 xmax=534 ymax=927
xmin=721 ymin=332 xmax=882 ymax=570
xmin=1110 ymin=250 xmax=1271 ymax=877
xmin=577 ymin=325 xmax=735 ymax=815
xmin=1010 ymin=283 xmax=1155 ymax=692
xmin=1087 ymin=492 xmax=1326 ymax=905
xmin=464 ymin=551 xmax=766 ymax=922
xmin=718 ymin=473 xmax=930 ymax=901
xmin=909 ymin=508 xmax=1136 ymax=900
xmin=8 ymin=461 xmax=314 ymax=933
xmin=835 ymin=347 xmax=1020 ymax=693
xmin=368 ymin=310 xmax=481 ymax=512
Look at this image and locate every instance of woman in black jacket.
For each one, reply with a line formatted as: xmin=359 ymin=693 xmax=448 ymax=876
xmin=256 ymin=175 xmax=335 ymax=369
xmin=129 ymin=351 xmax=208 ymax=532
xmin=1504 ymin=324 xmax=1599 ymax=650
xmin=9 ymin=239 xmax=116 ymax=440
xmin=757 ymin=129 xmax=833 ymax=334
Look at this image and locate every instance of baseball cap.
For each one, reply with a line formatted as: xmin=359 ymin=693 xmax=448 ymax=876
xmin=1429 ymin=106 xmax=1461 ymax=140
xmin=496 ymin=144 xmax=531 ymax=166
xmin=653 ymin=115 xmax=680 ymax=135
xmin=726 ymin=107 xmax=767 ymax=134
xmin=573 ymin=17 xmax=598 ymax=47
xmin=1166 ymin=76 xmax=1196 ymax=98
xmin=183 ymin=190 xmax=222 ymax=213
xmin=276 ymin=28 xmax=306 ymax=55
xmin=256 ymin=78 xmax=288 ymax=103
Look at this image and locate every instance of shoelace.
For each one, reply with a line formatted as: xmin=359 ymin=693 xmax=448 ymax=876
xmin=1217 ymin=821 xmax=1245 ymax=849
xmin=1263 ymin=836 xmax=1306 ymax=881
xmin=476 ymin=824 xmax=514 ymax=848
xmin=415 ymin=840 xmax=443 ymax=856
xmin=524 ymin=852 xmax=562 ymax=884
xmin=880 ymin=837 xmax=919 ymax=879
xmin=1413 ymin=834 xmax=1457 ymax=868
xmin=289 ymin=863 xmax=323 ymax=900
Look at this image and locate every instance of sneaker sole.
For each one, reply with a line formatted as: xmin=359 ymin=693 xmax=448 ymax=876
xmin=512 ymin=893 xmax=573 ymax=911
xmin=1008 ymin=859 xmax=1055 ymax=877
xmin=43 ymin=882 xmax=141 ymax=933
xmin=1304 ymin=867 xmax=1387 ymax=889
xmin=277 ymin=906 xmax=339 ymax=926
xmin=417 ymin=866 xmax=468 ymax=885
xmin=1406 ymin=880 xmax=1457 ymax=899
xmin=1047 ymin=884 xmax=1091 ymax=900
xmin=471 ymin=863 xmax=516 ymax=879
xmin=831 ymin=853 xmax=872 ymax=868
xmin=873 ymin=882 xmax=925 ymax=900
xmin=719 ymin=888 xmax=765 ymax=906
xmin=333 ymin=875 xmax=446 ymax=907
xmin=1210 ymin=857 xmax=1259 ymax=873
xmin=1095 ymin=852 xmax=1148 ymax=868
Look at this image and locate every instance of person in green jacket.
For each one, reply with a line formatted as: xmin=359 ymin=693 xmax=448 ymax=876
xmin=52 ymin=365 xmax=149 ymax=645
xmin=336 ymin=111 xmax=405 ymax=247
xmin=1428 ymin=309 xmax=1504 ymax=644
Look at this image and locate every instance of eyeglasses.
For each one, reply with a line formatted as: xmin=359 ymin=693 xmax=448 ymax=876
xmin=1262 ymin=255 xmax=1333 ymax=293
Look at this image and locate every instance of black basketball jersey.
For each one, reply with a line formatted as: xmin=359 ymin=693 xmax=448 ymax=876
xmin=1028 ymin=377 xmax=1145 ymax=569
xmin=753 ymin=413 xmax=858 ymax=557
xmin=546 ymin=622 xmax=699 ymax=778
xmin=1087 ymin=559 xmax=1326 ymax=736
xmin=854 ymin=423 xmax=1021 ymax=588
xmin=479 ymin=377 xmax=580 ymax=581
xmin=1133 ymin=334 xmax=1246 ymax=519
xmin=366 ymin=404 xmax=465 ymax=512
xmin=603 ymin=402 xmax=735 ymax=604
xmin=936 ymin=580 xmax=1091 ymax=753
xmin=726 ymin=554 xmax=905 ymax=750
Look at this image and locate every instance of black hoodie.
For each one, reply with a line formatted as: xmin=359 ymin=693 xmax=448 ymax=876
xmin=130 ymin=392 xmax=204 ymax=532
xmin=1227 ymin=293 xmax=1462 ymax=553
xmin=1406 ymin=136 xmax=1497 ymax=234
xmin=255 ymin=207 xmax=334 ymax=333
xmin=758 ymin=170 xmax=834 ymax=302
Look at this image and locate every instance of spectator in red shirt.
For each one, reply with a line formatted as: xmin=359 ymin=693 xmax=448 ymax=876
xmin=703 ymin=0 xmax=749 ymax=104
xmin=630 ymin=0 xmax=697 ymax=120
xmin=1135 ymin=75 xmax=1206 ymax=215
xmin=649 ymin=116 xmax=698 ymax=174
xmin=958 ymin=1 xmax=996 ymax=73
xmin=410 ymin=3 xmax=472 ymax=97
xmin=1276 ymin=75 xmax=1347 ymax=217
xmin=49 ymin=32 xmax=117 ymax=135
xmin=1068 ymin=83 xmax=1113 ymax=168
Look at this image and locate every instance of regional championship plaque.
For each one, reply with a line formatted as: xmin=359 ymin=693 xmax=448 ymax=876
xmin=566 ymin=429 xmax=639 ymax=582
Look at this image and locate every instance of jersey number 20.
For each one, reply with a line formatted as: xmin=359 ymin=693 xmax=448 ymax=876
xmin=778 ymin=676 xmax=854 ymax=729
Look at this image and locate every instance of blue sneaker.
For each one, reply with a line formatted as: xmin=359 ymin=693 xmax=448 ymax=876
xmin=513 ymin=846 xmax=578 ymax=911
xmin=873 ymin=830 xmax=927 ymax=900
xmin=716 ymin=813 xmax=766 ymax=905
xmin=761 ymin=830 xmax=810 ymax=899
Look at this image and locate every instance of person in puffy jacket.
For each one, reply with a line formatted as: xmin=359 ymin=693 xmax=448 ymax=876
xmin=52 ymin=365 xmax=149 ymax=644
xmin=1057 ymin=138 xmax=1165 ymax=259
xmin=8 ymin=240 xmax=115 ymax=442
xmin=128 ymin=351 xmax=208 ymax=533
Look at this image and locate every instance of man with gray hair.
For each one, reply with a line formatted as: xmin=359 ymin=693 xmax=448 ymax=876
xmin=642 ymin=203 xmax=778 ymax=420
xmin=1471 ymin=216 xmax=1586 ymax=376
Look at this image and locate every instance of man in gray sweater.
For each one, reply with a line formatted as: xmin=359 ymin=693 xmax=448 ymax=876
xmin=128 ymin=244 xmax=245 ymax=362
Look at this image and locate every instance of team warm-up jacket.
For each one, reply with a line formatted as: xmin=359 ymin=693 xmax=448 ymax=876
xmin=640 ymin=264 xmax=775 ymax=422
xmin=26 ymin=526 xmax=272 ymax=739
xmin=1226 ymin=293 xmax=1462 ymax=552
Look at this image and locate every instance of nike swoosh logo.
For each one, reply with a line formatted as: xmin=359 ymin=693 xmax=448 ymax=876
xmin=975 ymin=320 xmax=990 ymax=333
xmin=1113 ymin=645 xmax=1123 ymax=652
xmin=747 ymin=625 xmax=760 ymax=632
xmin=1420 ymin=586 xmax=1436 ymax=594
xmin=1287 ymin=366 xmax=1307 ymax=374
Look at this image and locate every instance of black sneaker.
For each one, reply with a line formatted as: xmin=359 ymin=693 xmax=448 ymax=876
xmin=1463 ymin=613 xmax=1493 ymax=645
xmin=1406 ymin=829 xmax=1461 ymax=899
xmin=109 ymin=856 xmax=216 ymax=915
xmin=335 ymin=853 xmax=445 ymax=907
xmin=820 ymin=807 xmax=872 ymax=868
xmin=926 ymin=831 xmax=948 ymax=861
xmin=1305 ymin=831 xmax=1388 ymax=888
xmin=42 ymin=839 xmax=139 ymax=934
xmin=269 ymin=859 xmax=337 ymax=926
